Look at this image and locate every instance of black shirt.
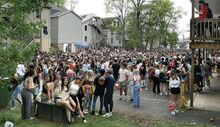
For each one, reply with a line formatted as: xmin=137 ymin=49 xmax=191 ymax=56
xmin=93 ymin=75 xmax=106 ymax=96
xmin=139 ymin=67 xmax=146 ymax=76
xmin=105 ymin=75 xmax=116 ymax=97
xmin=112 ymin=63 xmax=120 ymax=75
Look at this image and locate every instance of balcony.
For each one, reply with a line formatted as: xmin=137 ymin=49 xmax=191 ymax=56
xmin=191 ymin=18 xmax=220 ymax=41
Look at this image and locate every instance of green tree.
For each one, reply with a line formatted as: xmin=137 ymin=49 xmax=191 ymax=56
xmin=0 ymin=0 xmax=66 ymax=109
xmin=130 ymin=0 xmax=146 ymax=48
xmin=167 ymin=31 xmax=179 ymax=49
xmin=105 ymin=0 xmax=130 ymax=47
xmin=0 ymin=0 xmax=66 ymax=41
xmin=127 ymin=0 xmax=182 ymax=49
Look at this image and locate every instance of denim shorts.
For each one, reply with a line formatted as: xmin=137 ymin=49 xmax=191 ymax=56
xmin=119 ymin=81 xmax=127 ymax=89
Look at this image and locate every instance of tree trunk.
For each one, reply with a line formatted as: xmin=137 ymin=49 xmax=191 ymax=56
xmin=137 ymin=10 xmax=141 ymax=49
xmin=164 ymin=38 xmax=167 ymax=48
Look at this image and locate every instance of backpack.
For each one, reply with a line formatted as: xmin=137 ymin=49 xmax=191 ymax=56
xmin=159 ymin=72 xmax=167 ymax=83
xmin=207 ymin=8 xmax=213 ymax=19
xmin=168 ymin=61 xmax=175 ymax=68
xmin=149 ymin=69 xmax=155 ymax=78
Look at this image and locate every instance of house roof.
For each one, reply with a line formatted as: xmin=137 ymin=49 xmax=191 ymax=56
xmin=49 ymin=4 xmax=82 ymax=20
xmin=51 ymin=11 xmax=82 ymax=20
xmin=81 ymin=14 xmax=100 ymax=23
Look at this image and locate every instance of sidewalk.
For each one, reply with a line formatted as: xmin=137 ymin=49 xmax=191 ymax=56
xmin=194 ymin=74 xmax=220 ymax=112
xmin=112 ymin=87 xmax=220 ymax=126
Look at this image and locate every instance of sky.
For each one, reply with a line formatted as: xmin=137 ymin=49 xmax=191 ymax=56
xmin=65 ymin=0 xmax=192 ymax=39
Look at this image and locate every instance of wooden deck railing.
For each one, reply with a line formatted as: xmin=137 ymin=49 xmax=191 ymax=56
xmin=190 ymin=18 xmax=220 ymax=41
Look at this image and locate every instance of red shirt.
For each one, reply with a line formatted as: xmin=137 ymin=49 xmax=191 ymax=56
xmin=68 ymin=63 xmax=74 ymax=69
xmin=199 ymin=4 xmax=207 ymax=21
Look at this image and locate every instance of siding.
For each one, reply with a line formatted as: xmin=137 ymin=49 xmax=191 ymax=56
xmin=58 ymin=12 xmax=82 ymax=45
xmin=51 ymin=17 xmax=59 ymax=43
xmin=82 ymin=22 xmax=92 ymax=45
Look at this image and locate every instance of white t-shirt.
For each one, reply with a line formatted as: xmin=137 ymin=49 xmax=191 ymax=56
xmin=16 ymin=64 xmax=25 ymax=76
xmin=155 ymin=69 xmax=160 ymax=78
xmin=127 ymin=70 xmax=133 ymax=81
xmin=101 ymin=63 xmax=105 ymax=70
xmin=169 ymin=77 xmax=180 ymax=88
xmin=119 ymin=68 xmax=128 ymax=82
xmin=69 ymin=83 xmax=80 ymax=95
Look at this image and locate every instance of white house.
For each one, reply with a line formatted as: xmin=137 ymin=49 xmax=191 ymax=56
xmin=50 ymin=5 xmax=82 ymax=52
xmin=102 ymin=17 xmax=122 ymax=47
xmin=81 ymin=14 xmax=103 ymax=46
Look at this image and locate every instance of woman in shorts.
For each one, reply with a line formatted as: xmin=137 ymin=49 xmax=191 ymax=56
xmin=69 ymin=78 xmax=87 ymax=123
xmin=169 ymin=70 xmax=180 ymax=116
xmin=54 ymin=76 xmax=76 ymax=123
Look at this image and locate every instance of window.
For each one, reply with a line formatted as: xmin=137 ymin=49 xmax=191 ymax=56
xmin=85 ymin=25 xmax=87 ymax=31
xmin=119 ymin=41 xmax=121 ymax=44
xmin=113 ymin=21 xmax=116 ymax=27
xmin=111 ymin=30 xmax=113 ymax=35
xmin=85 ymin=36 xmax=87 ymax=42
xmin=43 ymin=26 xmax=48 ymax=35
xmin=36 ymin=10 xmax=41 ymax=18
xmin=111 ymin=38 xmax=113 ymax=44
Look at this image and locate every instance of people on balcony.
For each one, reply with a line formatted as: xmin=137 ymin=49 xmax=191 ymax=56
xmin=197 ymin=0 xmax=207 ymax=37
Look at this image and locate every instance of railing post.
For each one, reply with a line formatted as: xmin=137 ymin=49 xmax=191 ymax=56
xmin=180 ymin=80 xmax=187 ymax=112
xmin=191 ymin=0 xmax=195 ymax=41
xmin=190 ymin=49 xmax=195 ymax=107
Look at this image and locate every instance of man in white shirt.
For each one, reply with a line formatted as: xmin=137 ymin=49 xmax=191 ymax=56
xmin=118 ymin=63 xmax=128 ymax=100
xmin=16 ymin=63 xmax=26 ymax=77
xmin=153 ymin=64 xmax=161 ymax=94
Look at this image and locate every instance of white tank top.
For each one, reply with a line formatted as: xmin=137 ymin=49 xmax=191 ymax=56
xmin=69 ymin=83 xmax=80 ymax=95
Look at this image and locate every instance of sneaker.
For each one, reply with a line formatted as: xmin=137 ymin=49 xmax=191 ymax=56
xmin=129 ymin=99 xmax=134 ymax=102
xmin=175 ymin=109 xmax=179 ymax=113
xmin=109 ymin=112 xmax=112 ymax=116
xmin=90 ymin=111 xmax=95 ymax=115
xmin=30 ymin=117 xmax=35 ymax=120
xmin=83 ymin=120 xmax=87 ymax=123
xmin=119 ymin=97 xmax=122 ymax=100
xmin=123 ymin=97 xmax=128 ymax=101
xmin=68 ymin=121 xmax=72 ymax=125
xmin=145 ymin=88 xmax=149 ymax=91
xmin=171 ymin=111 xmax=176 ymax=116
xmin=83 ymin=111 xmax=88 ymax=114
xmin=98 ymin=111 xmax=103 ymax=115
xmin=10 ymin=107 xmax=16 ymax=111
xmin=159 ymin=92 xmax=163 ymax=96
xmin=102 ymin=113 xmax=110 ymax=117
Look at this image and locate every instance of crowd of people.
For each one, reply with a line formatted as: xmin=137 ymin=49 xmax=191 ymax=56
xmin=10 ymin=47 xmax=218 ymax=124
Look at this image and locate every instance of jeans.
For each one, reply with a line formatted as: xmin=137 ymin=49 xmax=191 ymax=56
xmin=153 ymin=77 xmax=161 ymax=93
xmin=128 ymin=81 xmax=134 ymax=100
xmin=83 ymin=90 xmax=92 ymax=111
xmin=133 ymin=84 xmax=140 ymax=107
xmin=21 ymin=89 xmax=33 ymax=119
xmin=92 ymin=95 xmax=104 ymax=112
xmin=12 ymin=86 xmax=20 ymax=108
xmin=104 ymin=94 xmax=113 ymax=113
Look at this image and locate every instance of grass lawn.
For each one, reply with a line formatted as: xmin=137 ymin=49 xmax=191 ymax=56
xmin=0 ymin=105 xmax=212 ymax=127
